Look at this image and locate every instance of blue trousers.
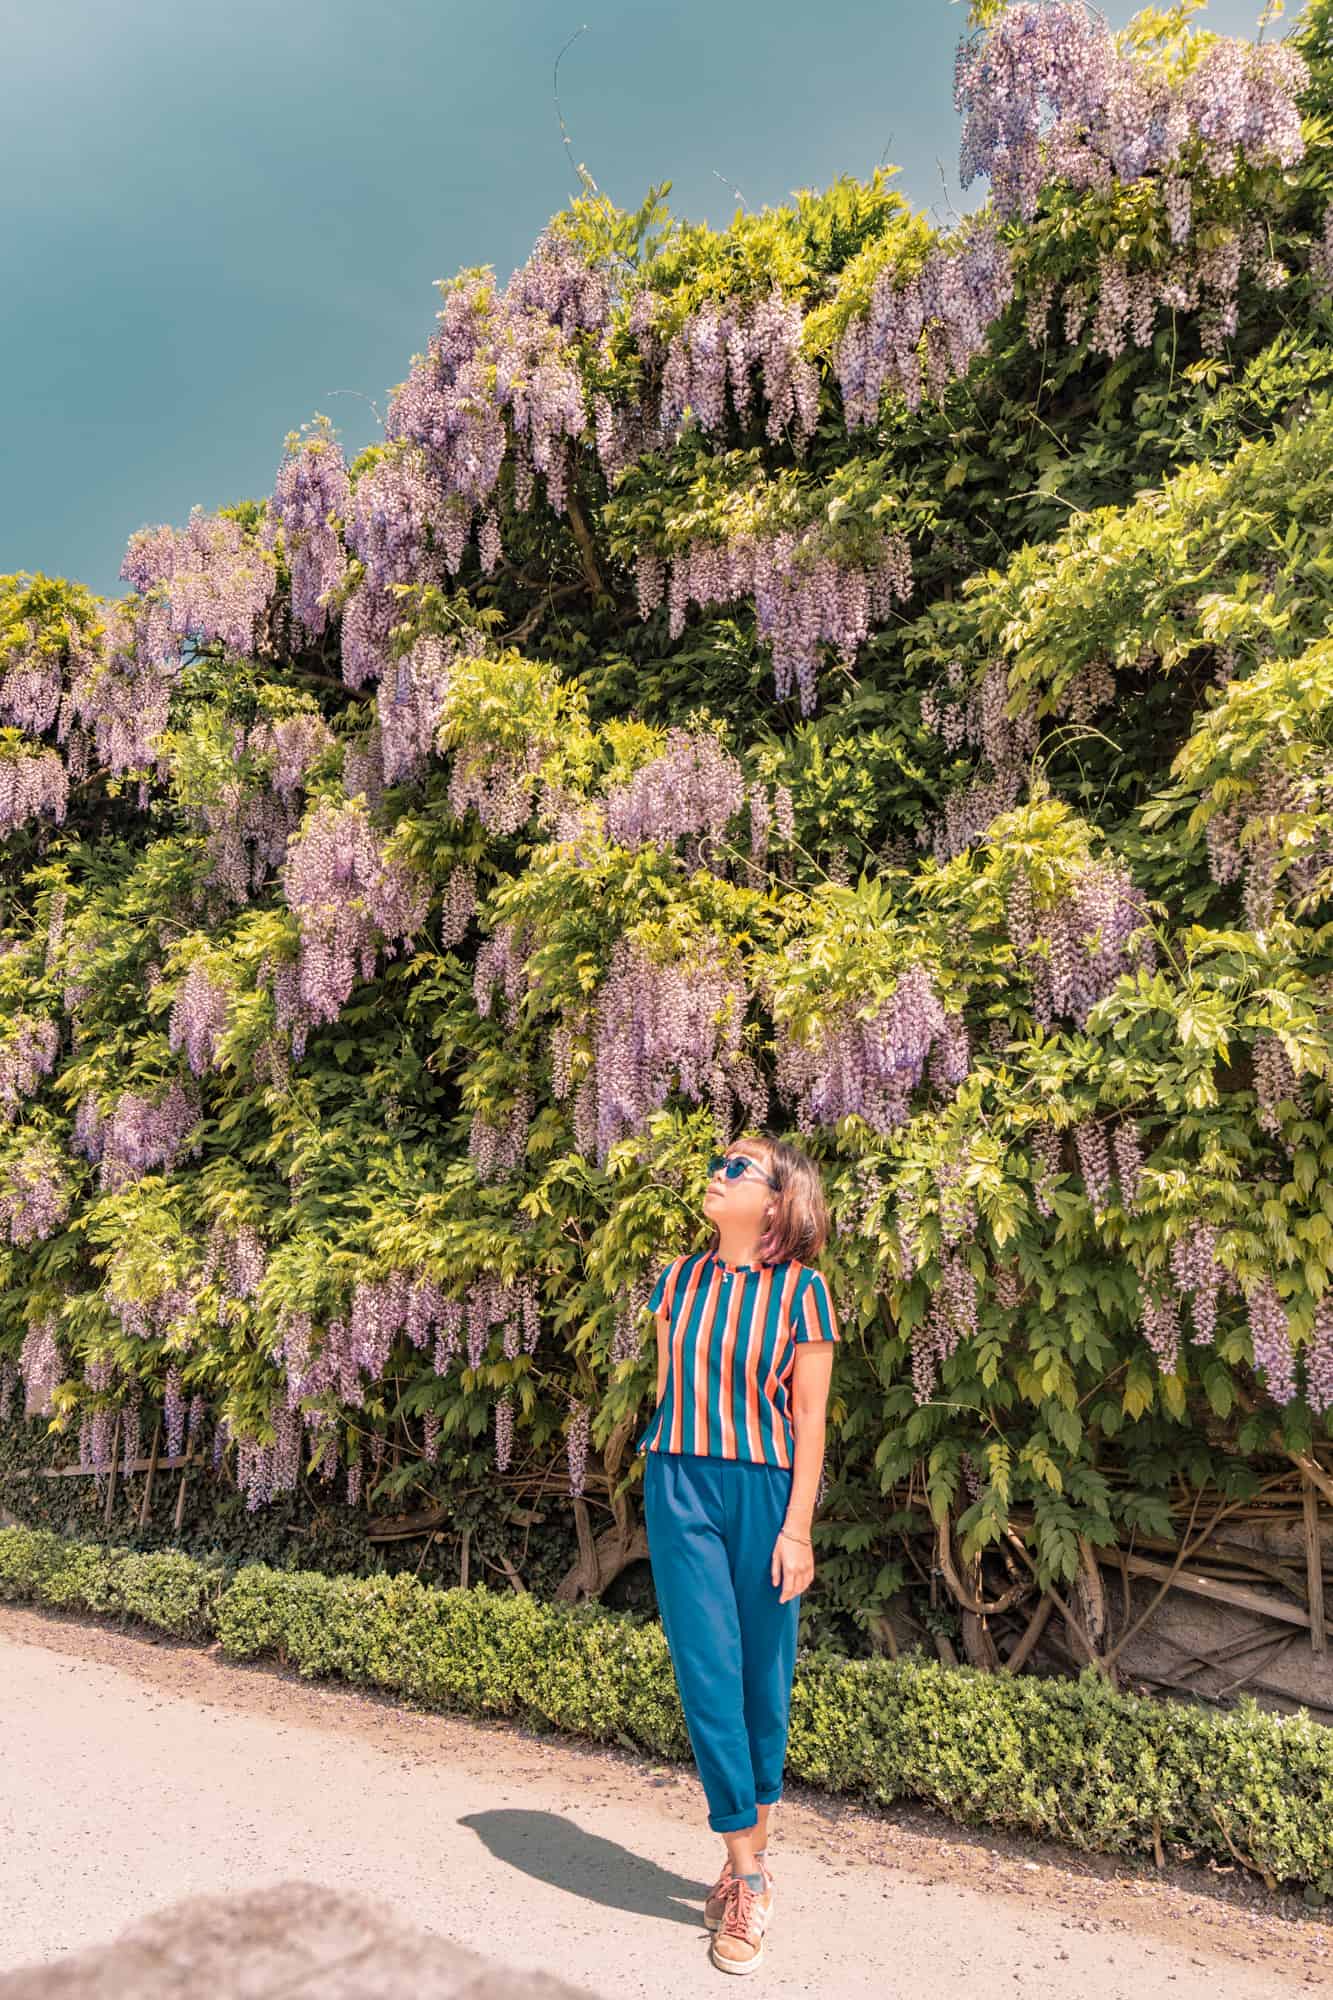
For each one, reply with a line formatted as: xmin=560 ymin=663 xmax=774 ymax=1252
xmin=643 ymin=1449 xmax=801 ymax=1834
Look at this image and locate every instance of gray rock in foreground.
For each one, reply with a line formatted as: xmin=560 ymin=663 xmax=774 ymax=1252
xmin=0 ymin=1880 xmax=602 ymax=2000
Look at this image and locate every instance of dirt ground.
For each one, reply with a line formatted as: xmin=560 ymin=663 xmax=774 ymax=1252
xmin=1 ymin=1601 xmax=1329 ymax=1998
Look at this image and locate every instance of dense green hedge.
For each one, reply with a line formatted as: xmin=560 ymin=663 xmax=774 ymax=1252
xmin=4 ymin=1522 xmax=1329 ymax=1894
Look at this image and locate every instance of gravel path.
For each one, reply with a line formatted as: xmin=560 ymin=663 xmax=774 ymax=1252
xmin=2 ymin=1603 xmax=1329 ymax=1997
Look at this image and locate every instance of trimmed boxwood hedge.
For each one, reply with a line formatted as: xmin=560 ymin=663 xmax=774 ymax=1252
xmin=2 ymin=1523 xmax=1330 ymax=1894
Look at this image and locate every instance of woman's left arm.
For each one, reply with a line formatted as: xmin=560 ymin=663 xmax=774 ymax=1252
xmin=772 ymin=1343 xmax=835 ymax=1600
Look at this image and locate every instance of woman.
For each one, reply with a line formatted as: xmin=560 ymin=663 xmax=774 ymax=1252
xmin=636 ymin=1131 xmax=839 ymax=1976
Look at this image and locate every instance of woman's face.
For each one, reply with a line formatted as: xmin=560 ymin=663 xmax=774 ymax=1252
xmin=702 ymin=1143 xmax=776 ymax=1242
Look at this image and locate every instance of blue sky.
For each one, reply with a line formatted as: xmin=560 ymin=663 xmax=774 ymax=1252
xmin=3 ymin=0 xmax=1280 ymax=603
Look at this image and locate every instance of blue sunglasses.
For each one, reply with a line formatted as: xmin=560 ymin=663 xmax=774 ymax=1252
xmin=708 ymin=1152 xmax=781 ymax=1191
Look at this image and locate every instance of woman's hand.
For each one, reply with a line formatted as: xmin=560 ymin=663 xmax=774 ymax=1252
xmin=771 ymin=1526 xmax=815 ymax=1603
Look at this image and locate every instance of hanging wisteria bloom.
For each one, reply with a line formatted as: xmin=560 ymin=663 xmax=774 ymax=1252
xmin=167 ymin=963 xmax=232 ymax=1077
xmin=0 ymin=745 xmax=69 ymax=838
xmin=641 ymin=523 xmax=912 ymax=716
xmin=0 ymin=619 xmax=65 ymax=737
xmin=0 ymin=1015 xmax=59 ymax=1122
xmin=1073 ymin=1121 xmax=1113 ymax=1213
xmin=1111 ymin=1122 xmax=1144 ymax=1210
xmin=611 ymin=1274 xmax=654 ymax=1366
xmin=280 ymin=797 xmax=430 ymax=1030
xmin=493 ymin=1385 xmax=515 ymax=1472
xmin=579 ymin=932 xmax=753 ymax=1165
xmin=447 ymin=731 xmax=551 ymax=835
xmin=95 ymin=1081 xmax=202 ymax=1193
xmin=1005 ymin=855 xmax=1154 ymax=1030
xmin=121 ymin=506 xmax=278 ymax=662
xmin=193 ymin=709 xmax=337 ymax=909
xmin=386 ymin=233 xmax=609 ymax=569
xmin=918 ymin=659 xmax=1042 ymax=860
xmin=1246 ymin=1274 xmax=1298 ymax=1406
xmin=910 ymin=1251 xmax=978 ymax=1402
xmin=338 ymin=442 xmax=455 ymax=689
xmin=63 ymin=601 xmax=175 ymax=779
xmin=1169 ymin=1219 xmax=1226 ymax=1345
xmin=473 ymin=921 xmax=532 ymax=1030
xmin=1305 ymin=1298 xmax=1333 ymax=1417
xmin=646 ymin=287 xmax=821 ymax=450
xmin=603 ymin=730 xmax=745 ymax=858
xmin=0 ymin=1136 xmax=73 ymax=1245
xmin=566 ymin=1397 xmax=590 ymax=1497
xmin=19 ymin=1315 xmax=63 ymax=1417
xmin=201 ymin=1219 xmax=267 ymax=1304
xmin=378 ymin=631 xmax=463 ymax=784
xmin=261 ymin=416 xmax=351 ymax=644
xmin=469 ymin=1082 xmax=534 ymax=1183
xmin=774 ymin=961 xmax=962 ymax=1137
xmin=954 ymin=3 xmax=1307 ymax=222
xmin=834 ymin=219 xmax=1014 ymax=427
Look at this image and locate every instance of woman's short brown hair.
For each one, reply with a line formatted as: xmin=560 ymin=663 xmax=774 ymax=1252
xmin=707 ymin=1130 xmax=829 ymax=1267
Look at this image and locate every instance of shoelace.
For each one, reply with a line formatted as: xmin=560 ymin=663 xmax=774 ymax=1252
xmin=710 ymin=1857 xmax=769 ymax=1902
xmin=719 ymin=1875 xmax=760 ymax=1942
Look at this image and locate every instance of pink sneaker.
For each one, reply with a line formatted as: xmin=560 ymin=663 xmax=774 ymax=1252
xmin=703 ymin=1852 xmax=773 ymax=1932
xmin=709 ymin=1873 xmax=772 ymax=1974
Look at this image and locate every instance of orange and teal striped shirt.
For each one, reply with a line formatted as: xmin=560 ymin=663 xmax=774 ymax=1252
xmin=635 ymin=1249 xmax=840 ymax=1468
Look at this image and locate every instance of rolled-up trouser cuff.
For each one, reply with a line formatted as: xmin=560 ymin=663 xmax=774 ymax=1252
xmin=708 ymin=1808 xmax=760 ymax=1833
xmin=755 ymin=1788 xmax=783 ymax=1805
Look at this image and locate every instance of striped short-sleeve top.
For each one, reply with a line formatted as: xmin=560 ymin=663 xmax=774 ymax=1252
xmin=635 ymin=1249 xmax=840 ymax=1468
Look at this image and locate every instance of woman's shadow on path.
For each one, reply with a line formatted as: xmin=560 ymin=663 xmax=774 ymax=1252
xmin=459 ymin=1809 xmax=709 ymax=1929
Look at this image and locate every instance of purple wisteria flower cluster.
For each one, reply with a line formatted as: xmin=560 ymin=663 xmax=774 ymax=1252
xmin=637 ymin=524 xmax=912 ymax=716
xmin=1306 ymin=1297 xmax=1333 ymax=1416
xmin=1252 ymin=1031 xmax=1305 ymax=1140
xmin=341 ymin=444 xmax=455 ymax=689
xmin=202 ymin=1267 xmax=541 ymax=1507
xmin=911 ymin=1249 xmax=979 ymax=1402
xmin=1205 ymin=753 xmax=1333 ymax=929
xmin=473 ymin=921 xmax=532 ymax=1030
xmin=0 ymin=1136 xmax=73 ymax=1245
xmin=835 ymin=219 xmax=1014 ymax=426
xmin=180 ymin=710 xmax=335 ymax=909
xmin=603 ymin=730 xmax=745 ymax=856
xmin=381 ymin=234 xmax=611 ymax=604
xmin=0 ymin=622 xmax=69 ymax=736
xmin=639 ymin=288 xmax=820 ymax=451
xmin=566 ymin=1397 xmax=591 ymax=1496
xmin=1169 ymin=1218 xmax=1228 ymax=1345
xmin=201 ymin=1219 xmax=268 ymax=1305
xmin=167 ymin=963 xmax=231 ymax=1077
xmin=70 ymin=1081 xmax=203 ymax=1193
xmin=1005 ymin=856 xmax=1155 ymax=1030
xmin=0 ymin=1014 xmax=59 ymax=1121
xmin=1246 ymin=1273 xmax=1298 ymax=1405
xmin=469 ymin=1082 xmax=534 ymax=1183
xmin=377 ymin=631 xmax=470 ymax=784
xmin=60 ymin=601 xmax=172 ymax=780
xmin=955 ymin=6 xmax=1306 ymax=356
xmin=0 ymin=745 xmax=69 ymax=837
xmin=261 ymin=418 xmax=352 ymax=644
xmin=121 ymin=506 xmax=278 ymax=664
xmin=918 ymin=659 xmax=1041 ymax=861
xmin=278 ymin=798 xmax=430 ymax=1037
xmin=955 ymin=2 xmax=1308 ymax=223
xmin=18 ymin=1315 xmax=62 ymax=1418
xmin=572 ymin=933 xmax=759 ymax=1166
xmin=1140 ymin=1285 xmax=1183 ymax=1375
xmin=447 ymin=733 xmax=551 ymax=836
xmin=774 ymin=962 xmax=967 ymax=1138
